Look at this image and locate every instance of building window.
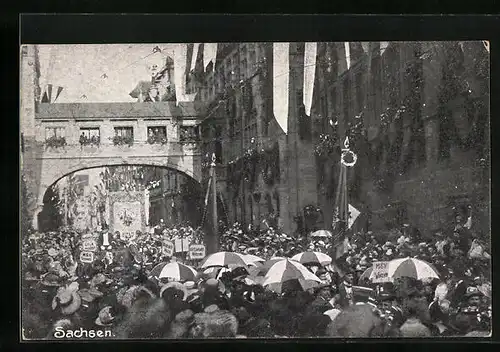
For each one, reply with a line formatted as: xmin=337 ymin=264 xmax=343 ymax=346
xmin=372 ymin=55 xmax=382 ymax=119
xmin=45 ymin=127 xmax=65 ymax=140
xmin=248 ymin=44 xmax=256 ymax=72
xmin=180 ymin=126 xmax=199 ymax=143
xmin=147 ymin=126 xmax=167 ymax=144
xmin=241 ymin=58 xmax=247 ymax=80
xmin=45 ymin=127 xmax=66 ymax=148
xmin=113 ymin=127 xmax=134 ymax=146
xmin=79 ymin=127 xmax=100 ymax=146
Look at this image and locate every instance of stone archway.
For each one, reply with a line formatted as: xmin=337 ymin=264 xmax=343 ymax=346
xmin=31 ymin=158 xmax=201 ymax=230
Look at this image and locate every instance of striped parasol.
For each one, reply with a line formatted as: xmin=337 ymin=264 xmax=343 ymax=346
xmin=310 ymin=230 xmax=333 ymax=238
xmin=243 ymin=254 xmax=265 ymax=264
xmin=255 ymin=257 xmax=287 ymax=276
xmin=360 ymin=257 xmax=440 ymax=282
xmin=199 ymin=251 xmax=248 ymax=269
xmin=387 ymin=257 xmax=440 ymax=281
xmin=149 ymin=262 xmax=197 ymax=281
xmin=291 ymin=251 xmax=332 ymax=266
xmin=262 ymin=259 xmax=321 ymax=293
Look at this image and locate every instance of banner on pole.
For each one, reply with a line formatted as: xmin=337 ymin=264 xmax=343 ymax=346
xmin=371 ymin=261 xmax=390 ymax=283
xmin=82 ymin=239 xmax=97 ymax=252
xmin=174 ymin=238 xmax=190 ymax=253
xmin=164 ymin=240 xmax=175 ymax=257
xmin=189 ymin=244 xmax=206 ymax=260
xmin=80 ymin=251 xmax=94 ymax=264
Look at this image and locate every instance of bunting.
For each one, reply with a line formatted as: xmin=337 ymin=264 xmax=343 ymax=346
xmin=344 ymin=42 xmax=351 ymax=70
xmin=203 ymin=43 xmax=217 ymax=71
xmin=54 ymin=86 xmax=64 ymax=103
xmin=173 ymin=44 xmax=187 ymax=106
xmin=303 ymin=42 xmax=317 ymax=116
xmin=47 ymin=84 xmax=53 ymax=103
xmin=483 ymin=40 xmax=490 ymax=53
xmin=348 ymin=204 xmax=361 ymax=229
xmin=190 ymin=43 xmax=200 ymax=72
xmin=273 ymin=42 xmax=289 ymax=135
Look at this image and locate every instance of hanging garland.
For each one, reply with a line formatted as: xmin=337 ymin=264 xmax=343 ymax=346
xmin=341 ymin=149 xmax=358 ymax=167
xmin=314 ymin=133 xmax=338 ymax=157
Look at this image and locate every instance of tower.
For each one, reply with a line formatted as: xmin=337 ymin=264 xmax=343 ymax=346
xmin=20 ymin=44 xmax=43 ymax=230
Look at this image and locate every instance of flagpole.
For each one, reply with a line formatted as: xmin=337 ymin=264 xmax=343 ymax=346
xmin=210 ymin=153 xmax=218 ymax=253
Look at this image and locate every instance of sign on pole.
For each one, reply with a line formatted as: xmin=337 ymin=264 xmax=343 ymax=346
xmin=80 ymin=251 xmax=94 ymax=264
xmin=189 ymin=244 xmax=206 ymax=260
xmin=164 ymin=240 xmax=175 ymax=257
xmin=371 ymin=261 xmax=390 ymax=283
xmin=82 ymin=239 xmax=97 ymax=252
xmin=174 ymin=238 xmax=190 ymax=253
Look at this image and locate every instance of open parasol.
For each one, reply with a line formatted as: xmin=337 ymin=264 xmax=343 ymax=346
xmin=291 ymin=251 xmax=332 ymax=266
xmin=262 ymin=259 xmax=321 ymax=293
xmin=149 ymin=262 xmax=197 ymax=282
xmin=310 ymin=230 xmax=333 ymax=238
xmin=199 ymin=251 xmax=248 ymax=269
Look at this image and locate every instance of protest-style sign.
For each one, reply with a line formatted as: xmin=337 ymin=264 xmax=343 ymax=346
xmin=164 ymin=240 xmax=175 ymax=257
xmin=174 ymin=238 xmax=190 ymax=253
xmin=80 ymin=251 xmax=94 ymax=264
xmin=371 ymin=261 xmax=390 ymax=283
xmin=82 ymin=239 xmax=97 ymax=252
xmin=189 ymin=244 xmax=206 ymax=260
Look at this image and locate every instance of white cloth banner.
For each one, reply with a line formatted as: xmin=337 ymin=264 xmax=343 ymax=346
xmin=361 ymin=42 xmax=370 ymax=54
xmin=203 ymin=43 xmax=217 ymax=71
xmin=303 ymin=42 xmax=317 ymax=116
xmin=190 ymin=43 xmax=200 ymax=72
xmin=173 ymin=44 xmax=187 ymax=106
xmin=344 ymin=42 xmax=351 ymax=70
xmin=273 ymin=42 xmax=289 ymax=135
xmin=348 ymin=204 xmax=360 ymax=229
xmin=380 ymin=42 xmax=389 ymax=55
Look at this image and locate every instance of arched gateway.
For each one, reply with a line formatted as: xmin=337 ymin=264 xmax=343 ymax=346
xmin=22 ymin=101 xmax=205 ymax=230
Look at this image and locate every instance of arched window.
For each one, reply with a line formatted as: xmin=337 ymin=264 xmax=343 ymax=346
xmin=266 ymin=193 xmax=273 ymax=214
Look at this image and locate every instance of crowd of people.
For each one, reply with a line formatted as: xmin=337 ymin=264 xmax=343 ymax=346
xmin=21 ymin=214 xmax=491 ymax=339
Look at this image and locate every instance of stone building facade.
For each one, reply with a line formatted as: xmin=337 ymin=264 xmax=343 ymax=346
xmin=311 ymin=41 xmax=490 ymax=239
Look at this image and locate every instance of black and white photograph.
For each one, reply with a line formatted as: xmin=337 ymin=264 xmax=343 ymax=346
xmin=20 ymin=40 xmax=491 ymax=339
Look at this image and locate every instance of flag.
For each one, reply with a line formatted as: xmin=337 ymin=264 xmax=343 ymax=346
xmin=173 ymin=43 xmax=187 ymax=106
xmin=348 ymin=204 xmax=361 ymax=229
xmin=47 ymin=84 xmax=53 ymax=103
xmin=483 ymin=40 xmax=490 ymax=53
xmin=54 ymin=86 xmax=63 ymax=102
xmin=190 ymin=43 xmax=200 ymax=72
xmin=331 ymin=160 xmax=349 ymax=259
xmin=273 ymin=42 xmax=289 ymax=135
xmin=41 ymin=90 xmax=50 ymax=103
xmin=203 ymin=43 xmax=217 ymax=71
xmin=344 ymin=42 xmax=351 ymax=70
xmin=204 ymin=177 xmax=212 ymax=206
xmin=303 ymin=42 xmax=317 ymax=116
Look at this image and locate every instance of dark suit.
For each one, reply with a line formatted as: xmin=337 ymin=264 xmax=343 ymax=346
xmin=337 ymin=283 xmax=355 ymax=309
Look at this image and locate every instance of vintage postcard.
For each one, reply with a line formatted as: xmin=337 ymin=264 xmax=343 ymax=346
xmin=20 ymin=41 xmax=491 ymax=339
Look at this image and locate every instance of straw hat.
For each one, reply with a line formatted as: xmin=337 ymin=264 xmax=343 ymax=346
xmin=52 ymin=288 xmax=82 ymax=315
xmin=40 ymin=272 xmax=63 ymax=287
xmin=95 ymin=306 xmax=116 ymax=327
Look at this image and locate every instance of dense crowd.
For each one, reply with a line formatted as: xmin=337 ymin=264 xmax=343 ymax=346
xmin=21 ymin=216 xmax=491 ymax=339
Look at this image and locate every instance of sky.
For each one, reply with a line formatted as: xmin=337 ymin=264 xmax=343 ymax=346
xmin=38 ymin=44 xmax=177 ymax=103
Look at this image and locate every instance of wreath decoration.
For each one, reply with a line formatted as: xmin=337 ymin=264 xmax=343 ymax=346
xmin=341 ymin=150 xmax=358 ymax=167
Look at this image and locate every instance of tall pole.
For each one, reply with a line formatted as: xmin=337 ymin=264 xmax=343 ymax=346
xmin=210 ymin=153 xmax=218 ymax=253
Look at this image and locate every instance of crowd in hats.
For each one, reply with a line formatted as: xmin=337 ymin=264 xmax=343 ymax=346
xmin=22 ymin=213 xmax=491 ymax=339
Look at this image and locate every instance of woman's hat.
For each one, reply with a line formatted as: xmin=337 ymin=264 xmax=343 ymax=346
xmin=78 ymin=287 xmax=104 ymax=303
xmin=95 ymin=306 xmax=115 ymax=326
xmin=160 ymin=281 xmax=188 ymax=301
xmin=52 ymin=288 xmax=82 ymax=315
xmin=40 ymin=272 xmax=62 ymax=287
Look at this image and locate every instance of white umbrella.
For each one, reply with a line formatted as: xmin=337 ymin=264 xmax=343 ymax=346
xmin=199 ymin=251 xmax=247 ymax=269
xmin=262 ymin=259 xmax=321 ymax=292
xmin=291 ymin=251 xmax=332 ymax=266
xmin=310 ymin=230 xmax=333 ymax=238
xmin=243 ymin=254 xmax=265 ymax=264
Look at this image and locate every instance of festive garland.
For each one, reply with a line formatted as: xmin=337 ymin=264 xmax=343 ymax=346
xmin=112 ymin=135 xmax=133 ymax=147
xmin=341 ymin=150 xmax=358 ymax=167
xmin=147 ymin=135 xmax=168 ymax=145
xmin=314 ymin=133 xmax=338 ymax=156
xmin=45 ymin=136 xmax=67 ymax=148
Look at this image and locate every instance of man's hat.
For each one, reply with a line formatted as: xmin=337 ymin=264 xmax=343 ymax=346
xmin=40 ymin=272 xmax=63 ymax=287
xmin=464 ymin=286 xmax=483 ymax=299
xmin=95 ymin=306 xmax=116 ymax=326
